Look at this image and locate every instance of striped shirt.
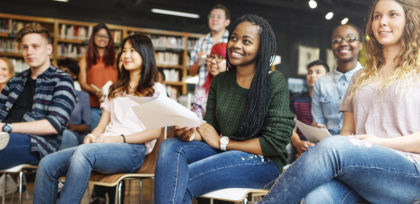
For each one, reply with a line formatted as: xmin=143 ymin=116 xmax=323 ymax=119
xmin=290 ymin=92 xmax=312 ymax=140
xmin=0 ymin=66 xmax=76 ymax=157
xmin=189 ymin=30 xmax=229 ymax=88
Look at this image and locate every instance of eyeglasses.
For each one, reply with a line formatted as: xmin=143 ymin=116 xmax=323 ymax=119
xmin=331 ymin=36 xmax=359 ymax=44
xmin=95 ymin=34 xmax=110 ymax=39
xmin=207 ymin=55 xmax=225 ymax=62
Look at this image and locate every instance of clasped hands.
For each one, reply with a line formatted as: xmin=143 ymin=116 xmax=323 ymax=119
xmin=173 ymin=123 xmax=221 ymax=149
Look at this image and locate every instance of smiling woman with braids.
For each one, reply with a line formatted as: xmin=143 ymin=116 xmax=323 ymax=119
xmin=154 ymin=14 xmax=295 ymax=203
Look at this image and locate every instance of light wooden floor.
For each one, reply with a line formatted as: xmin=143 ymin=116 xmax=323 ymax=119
xmin=3 ymin=177 xmax=154 ymax=204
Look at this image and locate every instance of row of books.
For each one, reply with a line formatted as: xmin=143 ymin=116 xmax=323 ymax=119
xmin=155 ymin=52 xmax=180 ymax=66
xmin=187 ymin=39 xmax=199 ymax=51
xmin=58 ymin=24 xmax=92 ymax=41
xmin=0 ymin=39 xmax=21 ymax=53
xmin=162 ymin=69 xmax=180 ymax=82
xmin=10 ymin=58 xmax=28 ymax=73
xmin=56 ymin=43 xmax=86 ymax=58
xmin=0 ymin=19 xmax=42 ymax=34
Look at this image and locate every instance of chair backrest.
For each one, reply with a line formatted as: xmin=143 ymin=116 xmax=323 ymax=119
xmin=136 ymin=127 xmax=166 ymax=174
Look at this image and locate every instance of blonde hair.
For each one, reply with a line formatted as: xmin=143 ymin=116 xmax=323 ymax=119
xmin=0 ymin=57 xmax=15 ymax=78
xmin=349 ymin=0 xmax=420 ymax=99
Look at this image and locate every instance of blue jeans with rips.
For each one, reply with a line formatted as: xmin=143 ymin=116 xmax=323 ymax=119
xmin=0 ymin=133 xmax=40 ymax=169
xmin=260 ymin=136 xmax=420 ymax=204
xmin=154 ymin=138 xmax=280 ymax=204
xmin=33 ymin=142 xmax=146 ymax=204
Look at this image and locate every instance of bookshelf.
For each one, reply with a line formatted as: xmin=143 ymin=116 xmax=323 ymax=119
xmin=0 ymin=13 xmax=56 ymax=73
xmin=0 ymin=12 xmax=205 ymax=96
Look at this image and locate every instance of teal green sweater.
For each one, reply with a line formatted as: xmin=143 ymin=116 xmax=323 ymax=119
xmin=204 ymin=69 xmax=295 ymax=170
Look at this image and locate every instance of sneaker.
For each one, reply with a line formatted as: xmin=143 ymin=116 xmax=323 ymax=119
xmin=0 ymin=132 xmax=9 ymax=151
xmin=0 ymin=174 xmax=17 ymax=197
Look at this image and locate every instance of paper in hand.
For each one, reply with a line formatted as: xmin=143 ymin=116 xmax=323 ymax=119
xmin=295 ymin=119 xmax=331 ymax=143
xmin=128 ymin=93 xmax=205 ymax=129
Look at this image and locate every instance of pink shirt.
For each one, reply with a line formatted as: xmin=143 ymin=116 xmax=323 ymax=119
xmin=340 ymin=71 xmax=420 ymax=161
xmin=100 ymin=83 xmax=166 ymax=154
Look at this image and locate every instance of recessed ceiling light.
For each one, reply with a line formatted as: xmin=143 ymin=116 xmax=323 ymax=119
xmin=325 ymin=12 xmax=334 ymax=20
xmin=151 ymin=8 xmax=200 ymax=19
xmin=53 ymin=0 xmax=69 ymax=2
xmin=341 ymin=17 xmax=349 ymax=24
xmin=308 ymin=0 xmax=317 ymax=9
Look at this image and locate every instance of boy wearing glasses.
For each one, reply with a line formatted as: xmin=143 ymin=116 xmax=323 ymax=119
xmin=188 ymin=4 xmax=230 ymax=89
xmin=311 ymin=24 xmax=363 ymax=135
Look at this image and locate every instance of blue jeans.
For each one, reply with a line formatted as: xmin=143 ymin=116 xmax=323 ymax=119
xmin=260 ymin=136 xmax=420 ymax=204
xmin=33 ymin=143 xmax=146 ymax=204
xmin=0 ymin=133 xmax=40 ymax=169
xmin=59 ymin=129 xmax=79 ymax=150
xmin=90 ymin=107 xmax=102 ymax=131
xmin=154 ymin=138 xmax=280 ymax=204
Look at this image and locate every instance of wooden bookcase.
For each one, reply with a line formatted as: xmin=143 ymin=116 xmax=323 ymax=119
xmin=0 ymin=12 xmax=204 ymax=96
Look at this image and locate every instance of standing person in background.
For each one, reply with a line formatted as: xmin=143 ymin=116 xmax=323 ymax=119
xmin=191 ymin=42 xmax=227 ymax=119
xmin=0 ymin=58 xmax=15 ymax=92
xmin=289 ymin=60 xmax=328 ymax=161
xmin=311 ymin=23 xmax=363 ymax=135
xmin=57 ymin=58 xmax=91 ymax=149
xmin=79 ymin=23 xmax=117 ymax=132
xmin=0 ymin=24 xmax=76 ymax=169
xmin=260 ymin=0 xmax=420 ymax=202
xmin=189 ymin=4 xmax=230 ymax=88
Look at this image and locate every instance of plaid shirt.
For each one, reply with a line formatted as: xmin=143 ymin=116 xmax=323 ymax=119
xmin=0 ymin=66 xmax=76 ymax=157
xmin=189 ymin=30 xmax=229 ymax=88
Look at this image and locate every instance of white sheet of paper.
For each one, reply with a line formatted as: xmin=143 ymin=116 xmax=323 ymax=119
xmin=295 ymin=119 xmax=331 ymax=143
xmin=129 ymin=94 xmax=205 ymax=129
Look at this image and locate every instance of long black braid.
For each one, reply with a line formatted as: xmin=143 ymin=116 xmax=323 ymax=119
xmin=227 ymin=14 xmax=277 ymax=140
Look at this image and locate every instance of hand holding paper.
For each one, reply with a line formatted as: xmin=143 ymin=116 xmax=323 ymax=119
xmin=129 ymin=93 xmax=206 ymax=129
xmin=295 ymin=119 xmax=331 ymax=143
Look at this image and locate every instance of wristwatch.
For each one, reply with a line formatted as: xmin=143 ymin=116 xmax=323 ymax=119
xmin=220 ymin=136 xmax=229 ymax=151
xmin=2 ymin=123 xmax=12 ymax=133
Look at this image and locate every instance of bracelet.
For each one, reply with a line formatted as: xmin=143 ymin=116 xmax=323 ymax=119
xmin=121 ymin=134 xmax=126 ymax=143
xmin=87 ymin=133 xmax=96 ymax=142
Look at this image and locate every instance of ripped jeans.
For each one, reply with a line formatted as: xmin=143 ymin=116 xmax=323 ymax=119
xmin=154 ymin=138 xmax=280 ymax=204
xmin=260 ymin=136 xmax=420 ymax=204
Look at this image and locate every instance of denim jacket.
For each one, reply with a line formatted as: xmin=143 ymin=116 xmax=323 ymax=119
xmin=311 ymin=62 xmax=363 ymax=135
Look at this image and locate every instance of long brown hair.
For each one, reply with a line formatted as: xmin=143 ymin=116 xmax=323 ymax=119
xmin=86 ymin=23 xmax=116 ymax=68
xmin=349 ymin=0 xmax=420 ymax=99
xmin=108 ymin=34 xmax=158 ymax=99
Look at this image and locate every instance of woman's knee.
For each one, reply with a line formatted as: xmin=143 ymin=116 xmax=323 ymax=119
xmin=158 ymin=138 xmax=184 ymax=156
xmin=314 ymin=136 xmax=354 ymax=155
xmin=37 ymin=154 xmax=61 ymax=177
xmin=71 ymin=144 xmax=95 ymax=163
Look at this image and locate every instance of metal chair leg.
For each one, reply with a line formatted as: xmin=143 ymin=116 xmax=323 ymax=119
xmin=18 ymin=171 xmax=23 ymax=204
xmin=117 ymin=181 xmax=123 ymax=204
xmin=2 ymin=173 xmax=6 ymax=204
xmin=23 ymin=173 xmax=29 ymax=200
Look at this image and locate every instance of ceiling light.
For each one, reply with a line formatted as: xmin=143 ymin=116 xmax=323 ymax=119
xmin=151 ymin=8 xmax=200 ymax=19
xmin=341 ymin=17 xmax=349 ymax=24
xmin=325 ymin=12 xmax=334 ymax=20
xmin=308 ymin=0 xmax=317 ymax=9
xmin=53 ymin=0 xmax=68 ymax=2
